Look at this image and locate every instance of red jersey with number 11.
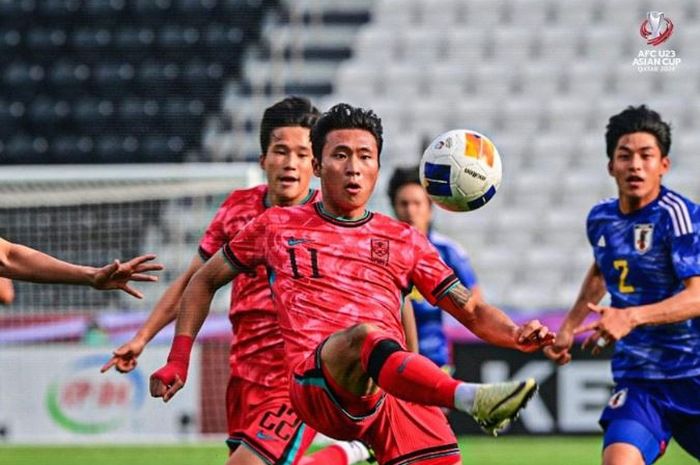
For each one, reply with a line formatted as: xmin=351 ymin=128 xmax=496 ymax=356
xmin=223 ymin=202 xmax=459 ymax=374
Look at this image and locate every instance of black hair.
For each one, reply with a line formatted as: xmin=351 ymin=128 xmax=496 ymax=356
xmin=310 ymin=103 xmax=383 ymax=163
xmin=259 ymin=96 xmax=320 ymax=154
xmin=605 ymin=105 xmax=671 ymax=159
xmin=387 ymin=165 xmax=422 ymax=207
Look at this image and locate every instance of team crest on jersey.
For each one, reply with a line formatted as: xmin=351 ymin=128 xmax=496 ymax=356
xmin=634 ymin=224 xmax=654 ymax=254
xmin=608 ymin=388 xmax=628 ymax=409
xmin=370 ymin=239 xmax=390 ymax=265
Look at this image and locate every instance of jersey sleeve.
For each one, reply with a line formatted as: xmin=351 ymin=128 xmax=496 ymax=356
xmin=222 ymin=213 xmax=269 ymax=272
xmin=669 ymin=205 xmax=700 ymax=280
xmin=443 ymin=242 xmax=478 ymax=288
xmin=410 ymin=231 xmax=460 ymax=306
xmin=198 ymin=197 xmax=233 ymax=260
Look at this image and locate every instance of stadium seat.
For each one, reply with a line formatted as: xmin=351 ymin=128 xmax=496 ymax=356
xmin=550 ymin=1 xmax=595 ymax=26
xmin=470 ymin=63 xmax=516 ymax=98
xmin=535 ymin=27 xmax=582 ymax=61
xmin=498 ymin=97 xmax=545 ymax=133
xmin=445 ymin=29 xmax=489 ymax=63
xmin=561 ymin=61 xmax=611 ymax=97
xmin=581 ymin=27 xmax=630 ymax=63
xmin=489 ymin=28 xmax=535 ymax=63
xmin=515 ymin=63 xmax=562 ymax=96
xmin=428 ymin=62 xmax=470 ymax=97
xmin=506 ymin=0 xmax=553 ymax=26
xmin=398 ymin=27 xmax=448 ymax=63
xmin=544 ymin=97 xmax=595 ymax=134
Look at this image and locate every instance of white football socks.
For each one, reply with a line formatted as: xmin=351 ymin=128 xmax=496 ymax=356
xmin=336 ymin=440 xmax=370 ymax=465
xmin=454 ymin=382 xmax=480 ymax=414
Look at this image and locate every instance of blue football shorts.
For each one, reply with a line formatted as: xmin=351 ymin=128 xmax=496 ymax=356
xmin=600 ymin=375 xmax=700 ymax=464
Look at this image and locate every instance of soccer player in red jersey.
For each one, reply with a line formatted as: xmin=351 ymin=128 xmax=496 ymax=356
xmin=0 ymin=236 xmax=161 ymax=298
xmin=152 ymin=103 xmax=555 ymax=465
xmin=103 ymin=97 xmax=370 ymax=465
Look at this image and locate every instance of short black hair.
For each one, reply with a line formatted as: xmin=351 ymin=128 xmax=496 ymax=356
xmin=387 ymin=165 xmax=422 ymax=207
xmin=259 ymin=96 xmax=320 ymax=154
xmin=310 ymin=103 xmax=383 ymax=163
xmin=605 ymin=105 xmax=671 ymax=159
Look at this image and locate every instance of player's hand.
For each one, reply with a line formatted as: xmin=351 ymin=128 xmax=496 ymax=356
xmin=150 ymin=361 xmax=187 ymax=402
xmin=575 ymin=303 xmax=634 ymax=355
xmin=100 ymin=338 xmax=146 ymax=374
xmin=92 ymin=254 xmax=164 ymax=298
xmin=543 ymin=329 xmax=573 ymax=365
xmin=514 ymin=320 xmax=555 ymax=353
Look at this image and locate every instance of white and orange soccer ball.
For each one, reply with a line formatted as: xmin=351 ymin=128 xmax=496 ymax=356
xmin=419 ymin=129 xmax=502 ymax=212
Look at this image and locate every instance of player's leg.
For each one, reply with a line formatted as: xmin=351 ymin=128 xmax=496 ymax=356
xmin=667 ymin=375 xmax=700 ymax=461
xmin=299 ymin=440 xmax=370 ymax=465
xmin=599 ymin=381 xmax=672 ymax=465
xmin=321 ymin=322 xmax=537 ymax=434
xmin=225 ymin=377 xmax=315 ymax=465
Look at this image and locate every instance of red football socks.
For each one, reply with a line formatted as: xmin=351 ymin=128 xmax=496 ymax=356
xmin=360 ymin=331 xmax=460 ymax=409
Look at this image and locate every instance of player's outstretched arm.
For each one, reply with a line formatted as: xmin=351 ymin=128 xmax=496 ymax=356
xmin=150 ymin=249 xmax=240 ymax=402
xmin=437 ymin=283 xmax=554 ymax=352
xmin=575 ymin=275 xmax=700 ymax=355
xmin=0 ymin=237 xmax=162 ymax=297
xmin=544 ymin=262 xmax=606 ymax=363
xmin=101 ymin=255 xmax=205 ymax=374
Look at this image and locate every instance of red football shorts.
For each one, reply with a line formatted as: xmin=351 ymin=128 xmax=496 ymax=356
xmin=290 ymin=345 xmax=461 ymax=465
xmin=226 ymin=376 xmax=316 ymax=465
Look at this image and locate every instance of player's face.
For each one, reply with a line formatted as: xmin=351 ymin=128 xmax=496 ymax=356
xmin=313 ymin=128 xmax=379 ymax=218
xmin=260 ymin=126 xmax=313 ymax=206
xmin=609 ymin=131 xmax=669 ymax=211
xmin=393 ymin=184 xmax=432 ymax=234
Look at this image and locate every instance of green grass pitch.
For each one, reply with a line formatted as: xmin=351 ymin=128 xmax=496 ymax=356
xmin=0 ymin=436 xmax=693 ymax=465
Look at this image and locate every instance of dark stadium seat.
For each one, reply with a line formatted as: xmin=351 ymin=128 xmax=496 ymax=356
xmin=0 ymin=0 xmax=275 ymax=164
xmin=52 ymin=136 xmax=96 ymax=164
xmin=4 ymin=135 xmax=51 ymax=164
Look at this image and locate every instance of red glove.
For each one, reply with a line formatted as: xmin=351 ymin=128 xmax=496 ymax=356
xmin=150 ymin=335 xmax=193 ymax=402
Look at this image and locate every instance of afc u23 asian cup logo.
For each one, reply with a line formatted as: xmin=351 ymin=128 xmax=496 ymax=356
xmin=640 ymin=11 xmax=674 ymax=46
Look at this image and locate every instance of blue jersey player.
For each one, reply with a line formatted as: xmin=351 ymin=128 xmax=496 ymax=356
xmin=546 ymin=106 xmax=700 ymax=465
xmin=388 ymin=166 xmax=481 ymax=371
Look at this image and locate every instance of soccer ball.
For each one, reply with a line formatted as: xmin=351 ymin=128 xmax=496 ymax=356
xmin=419 ymin=129 xmax=502 ymax=212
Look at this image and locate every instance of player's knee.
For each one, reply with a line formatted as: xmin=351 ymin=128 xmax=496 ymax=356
xmin=345 ymin=323 xmax=381 ymax=350
xmin=603 ymin=443 xmax=646 ymax=465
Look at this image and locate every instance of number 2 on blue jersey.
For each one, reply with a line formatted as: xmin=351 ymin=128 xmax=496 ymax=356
xmin=613 ymin=259 xmax=635 ymax=293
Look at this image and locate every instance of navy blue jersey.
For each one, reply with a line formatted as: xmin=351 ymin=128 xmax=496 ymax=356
xmin=587 ymin=186 xmax=700 ymax=380
xmin=408 ymin=230 xmax=478 ymax=367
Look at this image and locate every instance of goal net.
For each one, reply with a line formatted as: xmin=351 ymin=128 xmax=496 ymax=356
xmin=0 ymin=163 xmax=261 ymax=442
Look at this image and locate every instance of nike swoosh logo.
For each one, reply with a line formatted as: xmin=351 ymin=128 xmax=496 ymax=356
xmin=287 ymin=238 xmax=311 ymax=246
xmin=256 ymin=430 xmax=276 ymax=441
xmin=397 ymin=355 xmax=413 ymax=374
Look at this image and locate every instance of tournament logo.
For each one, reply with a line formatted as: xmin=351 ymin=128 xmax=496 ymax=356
xmin=634 ymin=224 xmax=654 ymax=254
xmin=633 ymin=11 xmax=681 ymax=72
xmin=608 ymin=388 xmax=628 ymax=409
xmin=639 ymin=11 xmax=673 ymax=46
xmin=370 ymin=239 xmax=390 ymax=266
xmin=45 ymin=354 xmax=145 ymax=434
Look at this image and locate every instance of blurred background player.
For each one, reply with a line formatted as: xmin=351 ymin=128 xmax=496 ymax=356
xmin=0 ymin=236 xmax=162 ymax=298
xmin=103 ymin=97 xmax=369 ymax=465
xmin=388 ymin=165 xmax=481 ymax=373
xmin=545 ymin=106 xmax=700 ymax=465
xmin=151 ymin=103 xmax=555 ymax=465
